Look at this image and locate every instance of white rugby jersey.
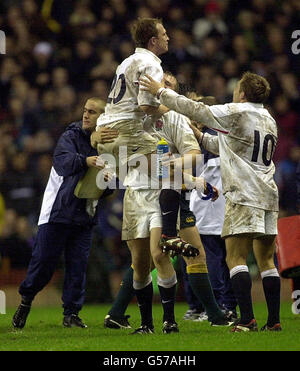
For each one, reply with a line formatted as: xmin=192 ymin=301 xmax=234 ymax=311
xmin=97 ymin=48 xmax=163 ymax=127
xmin=124 ymin=110 xmax=201 ymax=189
xmin=158 ymin=89 xmax=279 ymax=211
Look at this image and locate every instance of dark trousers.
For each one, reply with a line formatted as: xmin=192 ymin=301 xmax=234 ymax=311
xmin=19 ymin=223 xmax=92 ymax=315
xmin=201 ymin=235 xmax=237 ymax=311
xmin=181 ymin=234 xmax=237 ymax=312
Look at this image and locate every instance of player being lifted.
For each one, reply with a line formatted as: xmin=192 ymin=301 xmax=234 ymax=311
xmin=91 ymin=18 xmax=199 ymax=257
xmin=140 ymin=71 xmax=281 ymax=332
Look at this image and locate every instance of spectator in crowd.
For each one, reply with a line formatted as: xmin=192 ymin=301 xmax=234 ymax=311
xmin=0 ymin=210 xmax=33 ymax=269
xmin=4 ymin=152 xmax=40 ymax=221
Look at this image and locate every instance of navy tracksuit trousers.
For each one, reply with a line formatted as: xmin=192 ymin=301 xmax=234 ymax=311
xmin=181 ymin=234 xmax=237 ymax=312
xmin=19 ymin=223 xmax=92 ymax=315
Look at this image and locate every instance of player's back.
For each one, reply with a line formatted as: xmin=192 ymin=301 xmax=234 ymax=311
xmin=98 ymin=48 xmax=163 ymax=126
xmin=210 ymin=102 xmax=278 ymax=210
xmin=216 ymin=103 xmax=277 ymax=169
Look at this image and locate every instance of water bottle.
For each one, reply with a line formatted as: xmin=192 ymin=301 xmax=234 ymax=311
xmin=156 ymin=137 xmax=169 ymax=179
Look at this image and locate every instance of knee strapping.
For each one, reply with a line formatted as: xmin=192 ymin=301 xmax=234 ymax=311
xmin=186 ymin=263 xmax=208 ymax=274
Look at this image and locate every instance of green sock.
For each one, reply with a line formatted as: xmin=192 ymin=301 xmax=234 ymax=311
xmin=188 ymin=272 xmax=224 ymax=322
xmin=108 ymin=266 xmax=135 ymax=318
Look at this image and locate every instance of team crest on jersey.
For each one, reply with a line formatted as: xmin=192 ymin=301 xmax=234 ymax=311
xmin=155 ymin=119 xmax=163 ymax=130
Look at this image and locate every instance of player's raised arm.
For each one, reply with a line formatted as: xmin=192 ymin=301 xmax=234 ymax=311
xmin=189 ymin=125 xmax=220 ymax=156
xmin=139 ymin=103 xmax=169 ymax=116
xmin=140 ymin=74 xmax=228 ymax=133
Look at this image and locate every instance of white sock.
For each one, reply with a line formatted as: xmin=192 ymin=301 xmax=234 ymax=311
xmin=230 ymin=265 xmax=249 ymax=279
xmin=261 ymin=268 xmax=279 ymax=279
xmin=157 ymin=274 xmax=177 ymax=288
xmin=133 ymin=274 xmax=152 ymax=290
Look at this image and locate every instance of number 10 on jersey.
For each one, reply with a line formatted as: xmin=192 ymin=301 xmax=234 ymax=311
xmin=251 ymin=130 xmax=276 ymax=166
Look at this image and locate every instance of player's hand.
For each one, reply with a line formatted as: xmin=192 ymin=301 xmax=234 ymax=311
xmin=161 ymin=152 xmax=176 ymax=167
xmin=91 ymin=127 xmax=119 ymax=148
xmin=86 ymin=156 xmax=105 ymax=169
xmin=188 ymin=122 xmax=202 ymax=142
xmin=162 ymin=152 xmax=184 ymax=181
xmin=211 ymin=186 xmax=219 ymax=201
xmin=203 ymin=182 xmax=219 ymax=202
xmin=139 ymin=74 xmax=164 ymax=96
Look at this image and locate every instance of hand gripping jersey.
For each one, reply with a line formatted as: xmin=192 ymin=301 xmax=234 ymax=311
xmin=158 ymin=89 xmax=279 ymax=211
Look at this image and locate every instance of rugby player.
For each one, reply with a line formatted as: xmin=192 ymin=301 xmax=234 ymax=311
xmin=105 ymin=73 xmax=233 ymax=334
xmin=90 ymin=18 xmax=199 ymax=258
xmin=139 ymin=71 xmax=281 ymax=332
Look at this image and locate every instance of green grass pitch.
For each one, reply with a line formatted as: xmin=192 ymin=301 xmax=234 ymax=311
xmin=1 ymin=301 xmax=299 ymax=351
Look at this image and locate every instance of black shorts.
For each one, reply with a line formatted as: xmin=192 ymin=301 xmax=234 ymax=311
xmin=180 ymin=191 xmax=196 ymax=229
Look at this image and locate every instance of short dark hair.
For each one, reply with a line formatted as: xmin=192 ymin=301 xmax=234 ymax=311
xmin=86 ymin=97 xmax=106 ymax=113
xmin=130 ymin=18 xmax=162 ymax=48
xmin=163 ymin=70 xmax=179 ymax=93
xmin=239 ymin=72 xmax=271 ymax=103
xmin=194 ymin=95 xmax=217 ymax=106
xmin=185 ymin=92 xmax=217 ymax=106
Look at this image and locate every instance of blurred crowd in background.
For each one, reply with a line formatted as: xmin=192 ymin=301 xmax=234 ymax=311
xmin=0 ymin=0 xmax=299 ymax=300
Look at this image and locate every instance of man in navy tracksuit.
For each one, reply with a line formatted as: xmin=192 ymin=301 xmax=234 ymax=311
xmin=12 ymin=97 xmax=117 ymax=329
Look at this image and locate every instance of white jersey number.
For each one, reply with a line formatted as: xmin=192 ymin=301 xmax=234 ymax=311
xmin=107 ymin=73 xmax=126 ymax=104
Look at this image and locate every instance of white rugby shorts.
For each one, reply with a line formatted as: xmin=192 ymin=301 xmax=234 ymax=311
xmin=122 ymin=188 xmax=162 ymax=241
xmin=222 ymin=198 xmax=278 ymax=238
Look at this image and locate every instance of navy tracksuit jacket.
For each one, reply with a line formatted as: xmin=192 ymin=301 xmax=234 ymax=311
xmin=19 ymin=121 xmax=112 ymax=315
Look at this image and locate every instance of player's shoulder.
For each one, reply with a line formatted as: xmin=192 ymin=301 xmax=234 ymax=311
xmin=162 ymin=110 xmax=194 ymax=134
xmin=132 ymin=51 xmax=162 ymax=73
xmin=163 ymin=110 xmax=189 ymax=123
xmin=225 ymin=102 xmax=272 ymax=116
xmin=163 ymin=110 xmax=190 ymax=125
xmin=209 ymin=102 xmax=270 ymax=118
xmin=209 ymin=102 xmax=245 ymax=115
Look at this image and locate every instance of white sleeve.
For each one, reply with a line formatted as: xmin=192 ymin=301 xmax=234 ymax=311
xmin=165 ymin=113 xmax=200 ymax=155
xmin=159 ymin=89 xmax=232 ymax=133
xmin=138 ymin=64 xmax=163 ymax=107
xmin=202 ymin=133 xmax=219 ymax=155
